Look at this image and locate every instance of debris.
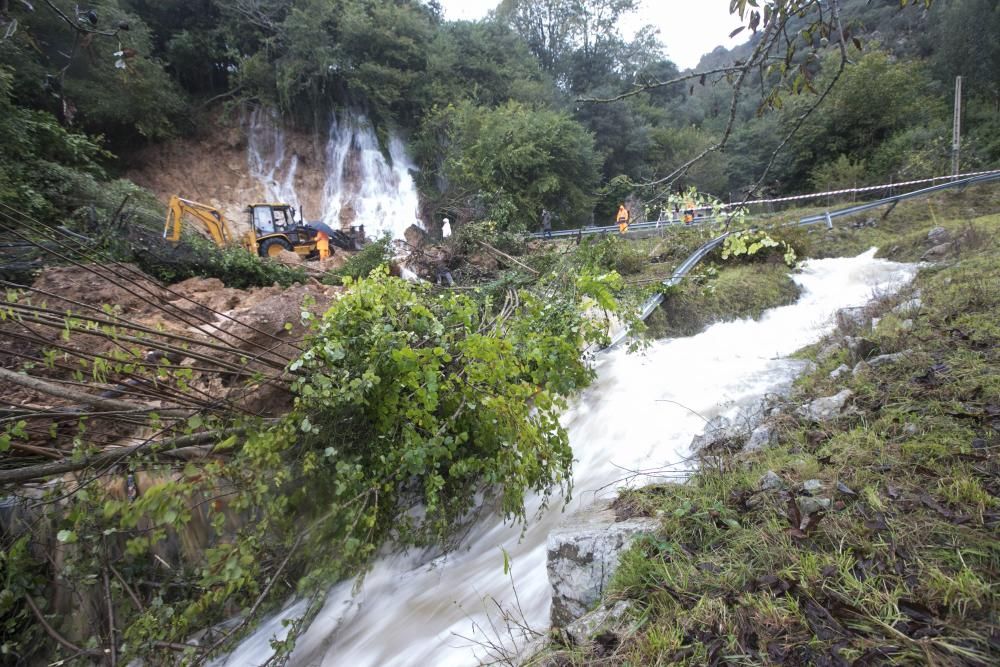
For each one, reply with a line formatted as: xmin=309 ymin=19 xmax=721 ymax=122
xmin=836 ymin=481 xmax=857 ymax=497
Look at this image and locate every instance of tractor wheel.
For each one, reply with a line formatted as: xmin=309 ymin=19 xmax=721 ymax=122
xmin=259 ymin=237 xmax=294 ymax=258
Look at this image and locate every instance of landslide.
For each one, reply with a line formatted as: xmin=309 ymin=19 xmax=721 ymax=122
xmin=0 ymin=263 xmax=342 ymax=460
xmin=125 ymin=111 xmax=329 ymax=234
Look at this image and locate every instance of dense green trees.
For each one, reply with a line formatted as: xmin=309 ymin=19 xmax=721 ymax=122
xmin=4 ymin=0 xmax=992 ymax=227
xmin=416 ymin=101 xmax=600 ymax=229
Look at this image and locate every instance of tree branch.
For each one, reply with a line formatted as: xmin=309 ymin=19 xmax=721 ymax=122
xmin=0 ymin=427 xmax=246 ymax=485
xmin=0 ymin=366 xmax=191 ymax=418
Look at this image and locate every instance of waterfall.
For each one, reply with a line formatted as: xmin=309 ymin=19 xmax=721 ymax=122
xmin=319 ymin=113 xmax=422 ymax=240
xmin=247 ymin=108 xmax=422 ymax=239
xmin=247 ymin=107 xmax=302 ymax=213
xmin=218 ymin=249 xmax=917 ymax=666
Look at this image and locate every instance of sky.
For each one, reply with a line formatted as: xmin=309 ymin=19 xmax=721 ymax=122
xmin=438 ymin=0 xmax=751 ymax=70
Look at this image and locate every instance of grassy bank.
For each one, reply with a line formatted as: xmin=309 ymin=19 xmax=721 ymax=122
xmin=538 ymin=207 xmax=999 ymax=664
xmin=646 ymin=263 xmax=801 ymax=338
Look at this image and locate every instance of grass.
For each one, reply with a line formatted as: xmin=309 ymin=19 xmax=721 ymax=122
xmin=646 ymin=262 xmax=801 ymax=338
xmin=531 ymin=194 xmax=1000 ymax=665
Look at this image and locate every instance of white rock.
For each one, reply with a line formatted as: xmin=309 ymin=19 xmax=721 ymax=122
xmin=867 ymin=351 xmax=909 ymax=369
xmin=829 ymin=364 xmax=851 ymax=379
xmin=799 ymin=390 xmax=853 ymax=422
xmin=547 ymin=499 xmax=659 ymax=627
xmin=927 ymin=226 xmax=950 ymax=244
xmin=563 ymin=600 xmax=634 ymax=646
xmin=797 ymin=496 xmax=832 ymax=517
xmin=744 ymin=424 xmax=776 ymax=452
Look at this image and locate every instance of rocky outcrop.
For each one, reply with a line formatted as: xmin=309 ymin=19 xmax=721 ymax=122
xmin=547 ymin=499 xmax=659 ymax=627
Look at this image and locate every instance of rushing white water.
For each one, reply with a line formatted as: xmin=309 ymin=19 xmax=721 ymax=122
xmin=247 ymin=107 xmax=302 ymax=213
xmin=319 ymin=114 xmax=422 ymax=240
xmin=246 ymin=108 xmax=422 ymax=239
xmin=219 ymin=249 xmax=916 ymax=667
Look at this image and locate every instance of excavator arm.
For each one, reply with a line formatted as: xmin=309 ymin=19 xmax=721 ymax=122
xmin=163 ymin=196 xmax=237 ymax=247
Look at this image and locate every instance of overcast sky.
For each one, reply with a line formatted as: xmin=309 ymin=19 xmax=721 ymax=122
xmin=438 ymin=0 xmax=751 ymax=70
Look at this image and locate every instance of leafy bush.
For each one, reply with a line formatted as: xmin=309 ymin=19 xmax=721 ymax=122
xmin=137 ymin=235 xmax=308 ymax=288
xmin=325 ymin=235 xmax=393 ymax=284
xmin=453 ymin=219 xmax=528 ymax=257
xmin=720 ymin=230 xmax=797 ymax=267
xmin=575 ymin=235 xmax=647 ymax=275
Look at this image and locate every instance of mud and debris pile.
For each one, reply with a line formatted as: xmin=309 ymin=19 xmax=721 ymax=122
xmin=0 ymin=264 xmax=343 ymax=459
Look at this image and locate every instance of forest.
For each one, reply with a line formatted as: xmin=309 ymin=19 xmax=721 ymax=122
xmin=0 ymin=1 xmax=998 ymax=664
xmin=1 ymin=0 xmax=997 ymax=233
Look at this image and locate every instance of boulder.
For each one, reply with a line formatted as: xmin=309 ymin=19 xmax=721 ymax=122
xmin=692 ymin=401 xmax=771 ymax=452
xmin=816 ymin=342 xmax=841 ymax=363
xmin=798 ymin=390 xmax=853 ymax=422
xmin=844 ymin=336 xmax=877 ymax=361
xmin=547 ymin=499 xmax=659 ymax=627
xmin=689 ymin=415 xmax=733 ymax=451
xmin=893 ymin=296 xmax=922 ymax=315
xmin=404 ymin=224 xmax=428 ymax=248
xmin=272 ymin=248 xmax=303 ymax=265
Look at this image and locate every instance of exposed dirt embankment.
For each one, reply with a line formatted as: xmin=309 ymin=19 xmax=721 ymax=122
xmin=125 ymin=113 xmax=329 ymax=234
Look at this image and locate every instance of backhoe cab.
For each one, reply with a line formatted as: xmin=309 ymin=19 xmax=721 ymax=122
xmin=247 ymin=202 xmax=317 ymax=258
xmin=163 ymin=196 xmax=319 ymax=259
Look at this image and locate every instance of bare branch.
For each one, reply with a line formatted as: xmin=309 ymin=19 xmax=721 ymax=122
xmin=0 ymin=427 xmax=247 ymax=485
xmin=577 ymin=66 xmax=745 ymax=104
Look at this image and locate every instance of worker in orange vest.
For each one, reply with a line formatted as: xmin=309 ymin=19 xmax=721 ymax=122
xmin=315 ymin=230 xmax=330 ymax=260
xmin=683 ymin=199 xmax=695 ymax=224
xmin=616 ymin=203 xmax=630 ymax=234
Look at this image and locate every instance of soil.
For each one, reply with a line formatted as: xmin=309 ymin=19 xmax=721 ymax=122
xmin=126 ymin=111 xmax=332 ymax=235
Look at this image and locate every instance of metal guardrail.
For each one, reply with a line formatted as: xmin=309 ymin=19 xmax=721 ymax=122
xmin=532 ymin=217 xmax=714 ymax=240
xmin=598 ymin=170 xmax=1000 ymax=351
xmin=534 ymin=170 xmax=1000 ymax=241
xmin=796 ymin=171 xmax=1000 ymax=227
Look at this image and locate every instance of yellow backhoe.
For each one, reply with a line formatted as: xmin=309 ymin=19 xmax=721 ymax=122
xmin=163 ymin=195 xmax=319 ymax=259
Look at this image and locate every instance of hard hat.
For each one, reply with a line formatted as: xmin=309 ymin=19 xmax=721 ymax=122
xmin=443 ymin=218 xmax=450 ymax=224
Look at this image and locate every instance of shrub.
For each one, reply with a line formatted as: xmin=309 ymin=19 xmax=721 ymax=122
xmin=325 ymin=235 xmax=393 ymax=284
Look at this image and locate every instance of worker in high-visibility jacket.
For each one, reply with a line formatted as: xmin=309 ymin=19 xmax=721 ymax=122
xmin=616 ymin=203 xmax=630 ymax=234
xmin=315 ymin=230 xmax=331 ymax=260
xmin=683 ymin=199 xmax=695 ymax=224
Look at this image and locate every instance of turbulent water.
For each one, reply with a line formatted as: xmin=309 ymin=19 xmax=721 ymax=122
xmin=247 ymin=107 xmax=303 ymax=213
xmin=319 ymin=114 xmax=422 ymax=240
xmin=246 ymin=108 xmax=422 ymax=240
xmin=219 ymin=249 xmax=916 ymax=667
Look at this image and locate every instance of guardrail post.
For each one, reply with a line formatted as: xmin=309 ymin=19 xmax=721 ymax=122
xmin=825 ymin=211 xmax=834 ymax=230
